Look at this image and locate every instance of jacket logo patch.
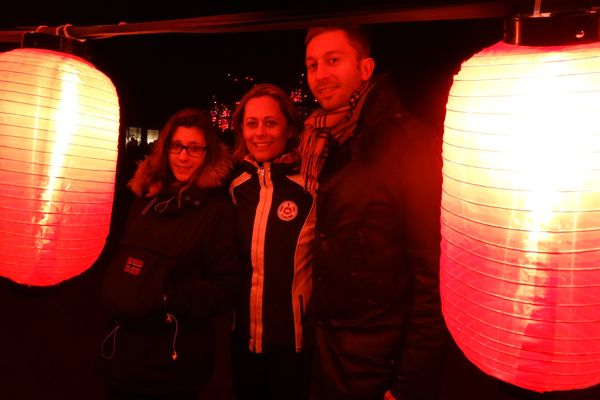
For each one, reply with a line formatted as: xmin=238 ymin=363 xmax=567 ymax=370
xmin=123 ymin=256 xmax=144 ymax=276
xmin=277 ymin=200 xmax=298 ymax=221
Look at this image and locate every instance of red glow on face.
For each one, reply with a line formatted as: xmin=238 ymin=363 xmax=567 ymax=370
xmin=441 ymin=41 xmax=600 ymax=393
xmin=0 ymin=48 xmax=119 ymax=286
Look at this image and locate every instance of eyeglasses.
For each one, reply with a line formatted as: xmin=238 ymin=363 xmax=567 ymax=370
xmin=167 ymin=142 xmax=207 ymax=158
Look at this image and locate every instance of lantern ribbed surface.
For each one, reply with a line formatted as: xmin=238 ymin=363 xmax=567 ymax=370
xmin=0 ymin=48 xmax=119 ymax=286
xmin=441 ymin=41 xmax=600 ymax=392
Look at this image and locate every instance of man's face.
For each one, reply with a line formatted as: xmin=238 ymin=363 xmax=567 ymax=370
xmin=305 ymin=30 xmax=373 ymax=111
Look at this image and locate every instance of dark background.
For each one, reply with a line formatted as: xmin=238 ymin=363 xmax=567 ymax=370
xmin=2 ymin=1 xmax=600 ymax=399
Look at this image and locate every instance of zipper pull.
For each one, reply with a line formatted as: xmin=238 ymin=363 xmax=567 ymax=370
xmin=258 ymin=166 xmax=267 ymax=185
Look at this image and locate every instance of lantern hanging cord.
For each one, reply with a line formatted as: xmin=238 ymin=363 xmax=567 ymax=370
xmin=533 ymin=0 xmax=542 ymax=16
xmin=55 ymin=23 xmax=86 ymax=42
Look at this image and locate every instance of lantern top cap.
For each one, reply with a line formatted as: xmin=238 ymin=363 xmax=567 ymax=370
xmin=504 ymin=6 xmax=600 ymax=46
xmin=21 ymin=30 xmax=89 ymax=60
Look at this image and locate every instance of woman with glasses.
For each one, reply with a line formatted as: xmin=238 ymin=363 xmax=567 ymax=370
xmin=97 ymin=107 xmax=241 ymax=400
xmin=228 ymin=84 xmax=315 ymax=400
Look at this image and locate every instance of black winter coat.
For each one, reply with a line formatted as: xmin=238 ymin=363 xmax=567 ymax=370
xmin=97 ymin=145 xmax=241 ymax=396
xmin=229 ymin=157 xmax=315 ymax=354
xmin=309 ymin=74 xmax=447 ymax=400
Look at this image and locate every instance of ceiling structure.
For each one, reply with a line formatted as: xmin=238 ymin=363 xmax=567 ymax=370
xmin=2 ymin=1 xmax=518 ymax=44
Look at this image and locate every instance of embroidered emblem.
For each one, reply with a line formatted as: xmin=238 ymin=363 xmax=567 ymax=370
xmin=277 ymin=200 xmax=298 ymax=221
xmin=124 ymin=256 xmax=143 ymax=276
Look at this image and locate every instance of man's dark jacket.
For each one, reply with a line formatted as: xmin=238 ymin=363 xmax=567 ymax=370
xmin=309 ymin=74 xmax=448 ymax=400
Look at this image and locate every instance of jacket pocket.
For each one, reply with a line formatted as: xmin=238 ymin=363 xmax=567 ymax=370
xmin=100 ymin=242 xmax=180 ymax=325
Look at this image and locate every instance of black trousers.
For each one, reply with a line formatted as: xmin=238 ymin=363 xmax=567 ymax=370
xmin=230 ymin=334 xmax=311 ymax=400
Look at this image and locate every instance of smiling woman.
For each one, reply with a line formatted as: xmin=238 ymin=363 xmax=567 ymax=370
xmin=241 ymin=95 xmax=291 ymax=162
xmin=228 ymin=83 xmax=315 ymax=400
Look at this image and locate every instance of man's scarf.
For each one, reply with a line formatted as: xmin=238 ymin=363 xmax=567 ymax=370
xmin=298 ymin=81 xmax=373 ymax=193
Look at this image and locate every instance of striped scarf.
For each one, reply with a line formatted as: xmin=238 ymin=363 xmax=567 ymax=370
xmin=298 ymin=81 xmax=373 ymax=193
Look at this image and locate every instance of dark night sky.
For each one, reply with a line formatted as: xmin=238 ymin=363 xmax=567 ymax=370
xmin=87 ymin=17 xmax=503 ymax=130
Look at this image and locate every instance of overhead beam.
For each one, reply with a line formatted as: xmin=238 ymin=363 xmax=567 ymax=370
xmin=0 ymin=2 xmax=513 ymax=43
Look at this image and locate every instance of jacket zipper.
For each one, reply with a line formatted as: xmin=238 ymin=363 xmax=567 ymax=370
xmin=249 ymin=162 xmax=272 ymax=353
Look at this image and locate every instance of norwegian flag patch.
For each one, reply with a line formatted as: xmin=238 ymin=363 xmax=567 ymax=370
xmin=123 ymin=256 xmax=144 ymax=276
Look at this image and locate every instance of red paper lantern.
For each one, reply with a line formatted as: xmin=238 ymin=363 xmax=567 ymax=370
xmin=0 ymin=46 xmax=119 ymax=286
xmin=441 ymin=38 xmax=600 ymax=392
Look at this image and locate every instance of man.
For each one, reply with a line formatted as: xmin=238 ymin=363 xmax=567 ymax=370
xmin=299 ymin=25 xmax=447 ymax=400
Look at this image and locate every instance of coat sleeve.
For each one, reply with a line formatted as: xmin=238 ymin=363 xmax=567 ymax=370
xmin=164 ymin=196 xmax=242 ymax=323
xmin=390 ymin=123 xmax=449 ymax=400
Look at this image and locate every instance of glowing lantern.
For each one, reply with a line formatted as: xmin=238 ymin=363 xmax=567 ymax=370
xmin=0 ymin=34 xmax=119 ymax=286
xmin=440 ymin=11 xmax=600 ymax=393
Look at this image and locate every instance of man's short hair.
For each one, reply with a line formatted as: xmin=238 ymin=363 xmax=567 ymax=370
xmin=304 ymin=25 xmax=371 ymax=59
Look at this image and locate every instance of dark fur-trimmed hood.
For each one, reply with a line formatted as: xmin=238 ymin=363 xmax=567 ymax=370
xmin=128 ymin=142 xmax=233 ymax=198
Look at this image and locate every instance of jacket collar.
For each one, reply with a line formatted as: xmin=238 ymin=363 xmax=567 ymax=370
xmin=240 ymin=151 xmax=301 ymax=175
xmin=358 ymin=73 xmax=406 ymax=130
